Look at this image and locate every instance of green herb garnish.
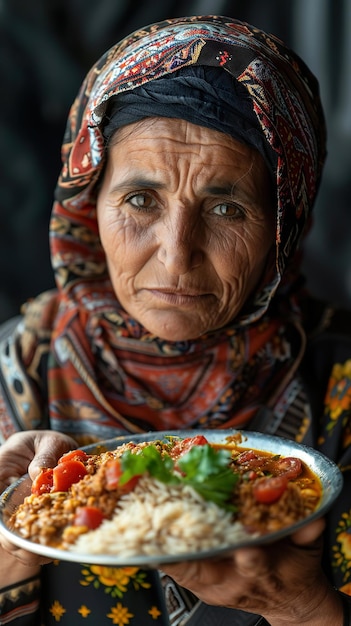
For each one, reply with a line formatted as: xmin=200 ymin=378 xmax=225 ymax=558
xmin=120 ymin=443 xmax=239 ymax=511
xmin=119 ymin=445 xmax=176 ymax=485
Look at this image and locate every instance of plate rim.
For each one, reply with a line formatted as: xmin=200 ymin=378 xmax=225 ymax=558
xmin=0 ymin=429 xmax=343 ymax=567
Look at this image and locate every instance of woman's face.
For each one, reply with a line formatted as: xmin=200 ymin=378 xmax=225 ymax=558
xmin=97 ymin=117 xmax=275 ymax=341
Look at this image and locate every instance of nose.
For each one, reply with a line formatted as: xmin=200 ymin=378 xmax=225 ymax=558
xmin=157 ymin=208 xmax=203 ymax=275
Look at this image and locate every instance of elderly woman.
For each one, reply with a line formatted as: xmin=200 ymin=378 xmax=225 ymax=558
xmin=0 ymin=14 xmax=350 ymax=626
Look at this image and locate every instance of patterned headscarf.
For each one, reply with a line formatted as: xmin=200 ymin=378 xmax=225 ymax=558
xmin=1 ymin=16 xmax=327 ymax=443
xmin=54 ymin=15 xmax=325 ymax=313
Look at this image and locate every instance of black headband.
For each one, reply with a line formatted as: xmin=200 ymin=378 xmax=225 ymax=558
xmin=101 ymin=65 xmax=277 ymax=180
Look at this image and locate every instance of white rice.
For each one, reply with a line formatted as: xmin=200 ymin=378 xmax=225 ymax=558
xmin=70 ymin=475 xmax=250 ymax=557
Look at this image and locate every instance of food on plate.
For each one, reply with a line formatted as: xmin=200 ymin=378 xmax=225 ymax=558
xmin=9 ymin=434 xmax=322 ymax=557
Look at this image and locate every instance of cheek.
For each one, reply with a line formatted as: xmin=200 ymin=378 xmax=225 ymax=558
xmin=214 ymin=231 xmax=262 ymax=277
xmin=214 ymin=229 xmax=273 ymax=301
xmin=98 ymin=207 xmax=130 ymax=250
xmin=98 ymin=210 xmax=155 ymax=286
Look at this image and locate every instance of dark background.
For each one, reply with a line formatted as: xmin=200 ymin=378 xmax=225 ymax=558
xmin=1 ymin=0 xmax=351 ymax=323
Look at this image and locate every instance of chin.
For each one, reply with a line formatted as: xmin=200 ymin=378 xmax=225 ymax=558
xmin=154 ymin=328 xmax=200 ymax=342
xmin=154 ymin=322 xmax=226 ymax=342
xmin=146 ymin=320 xmax=207 ymax=342
xmin=140 ymin=311 xmax=218 ymax=342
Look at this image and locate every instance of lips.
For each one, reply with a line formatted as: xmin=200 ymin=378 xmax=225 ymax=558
xmin=151 ymin=288 xmax=208 ymax=296
xmin=148 ymin=289 xmax=212 ymax=305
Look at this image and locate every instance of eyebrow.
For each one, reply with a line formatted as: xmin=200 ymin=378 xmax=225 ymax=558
xmin=107 ymin=178 xmax=237 ymax=197
xmin=205 ymin=184 xmax=236 ymax=197
xmin=107 ymin=177 xmax=166 ymax=194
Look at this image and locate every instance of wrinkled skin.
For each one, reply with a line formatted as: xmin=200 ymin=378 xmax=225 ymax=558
xmin=97 ymin=118 xmax=275 ymax=341
xmin=0 ymin=430 xmax=76 ymax=570
xmin=0 ymin=431 xmax=344 ymax=624
xmin=161 ymin=519 xmax=344 ymax=625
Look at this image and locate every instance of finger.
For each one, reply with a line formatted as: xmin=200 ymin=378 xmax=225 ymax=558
xmin=28 ymin=433 xmax=77 ymax=478
xmin=233 ymin=546 xmax=269 ymax=578
xmin=0 ymin=471 xmax=24 ymax=491
xmin=7 ymin=548 xmax=51 ymax=567
xmin=291 ymin=517 xmax=325 ymax=546
xmin=161 ymin=559 xmax=200 ymax=584
xmin=0 ymin=537 xmax=51 ymax=566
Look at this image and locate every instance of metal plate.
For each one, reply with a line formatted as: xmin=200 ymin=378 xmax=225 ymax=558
xmin=0 ymin=430 xmax=343 ymax=567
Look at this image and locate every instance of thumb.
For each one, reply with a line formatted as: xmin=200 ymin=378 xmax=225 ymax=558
xmin=291 ymin=517 xmax=326 ymax=546
xmin=27 ymin=433 xmax=77 ymax=480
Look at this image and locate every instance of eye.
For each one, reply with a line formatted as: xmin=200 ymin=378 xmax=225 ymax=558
xmin=211 ymin=203 xmax=243 ymax=219
xmin=126 ymin=192 xmax=156 ymax=211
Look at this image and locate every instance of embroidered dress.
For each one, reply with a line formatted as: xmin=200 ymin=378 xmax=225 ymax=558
xmin=0 ymin=15 xmax=350 ymax=626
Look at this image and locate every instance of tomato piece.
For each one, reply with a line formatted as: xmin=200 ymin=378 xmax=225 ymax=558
xmin=74 ymin=506 xmax=104 ymax=530
xmin=52 ymin=460 xmax=87 ymax=492
xmin=120 ymin=474 xmax=140 ymax=492
xmin=170 ymin=435 xmax=209 ymax=458
xmin=104 ymin=458 xmax=140 ymax=493
xmin=253 ymin=476 xmax=288 ymax=504
xmin=31 ymin=467 xmax=54 ymax=495
xmin=237 ymin=450 xmax=258 ymax=464
xmin=236 ymin=450 xmax=270 ymax=469
xmin=273 ymin=457 xmax=302 ymax=479
xmin=58 ymin=449 xmax=89 ymax=464
xmin=246 ymin=470 xmax=258 ymax=481
xmin=104 ymin=458 xmax=123 ymax=490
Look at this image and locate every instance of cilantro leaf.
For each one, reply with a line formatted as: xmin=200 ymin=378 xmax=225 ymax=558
xmin=120 ymin=445 xmax=178 ymax=485
xmin=177 ymin=445 xmax=239 ymax=509
xmin=119 ymin=442 xmax=239 ymax=510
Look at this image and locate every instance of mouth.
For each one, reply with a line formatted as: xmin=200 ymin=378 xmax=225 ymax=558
xmin=148 ymin=289 xmax=213 ymax=306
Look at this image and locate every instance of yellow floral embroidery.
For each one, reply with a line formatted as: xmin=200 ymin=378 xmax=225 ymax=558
xmin=92 ymin=566 xmax=139 ymax=588
xmin=80 ymin=565 xmax=151 ymax=598
xmin=149 ymin=605 xmax=162 ymax=619
xmin=107 ymin=602 xmax=134 ymax=625
xmin=325 ymin=360 xmax=351 ymax=424
xmin=78 ymin=604 xmax=91 ymax=617
xmin=333 ymin=510 xmax=351 ymax=584
xmin=49 ymin=600 xmax=66 ymax=621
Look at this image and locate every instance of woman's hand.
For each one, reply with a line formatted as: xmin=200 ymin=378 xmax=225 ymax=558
xmin=161 ymin=518 xmax=344 ymax=625
xmin=0 ymin=430 xmax=77 ymax=568
xmin=0 ymin=429 xmax=77 ymax=491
